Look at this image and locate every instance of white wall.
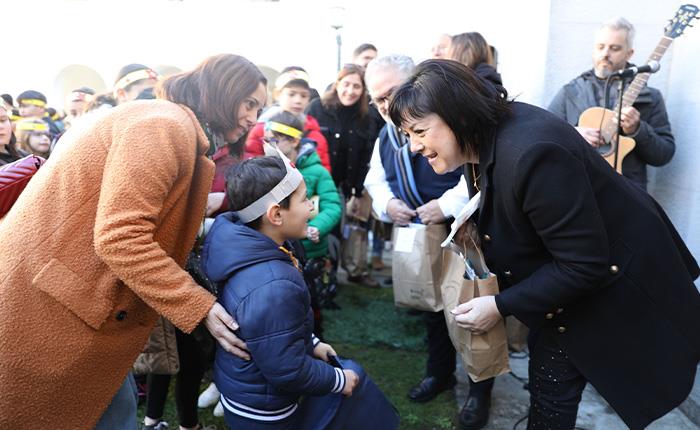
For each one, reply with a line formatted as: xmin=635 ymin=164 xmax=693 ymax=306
xmin=1 ymin=0 xmax=551 ymax=106
xmin=543 ymin=0 xmax=700 ymax=280
xmin=2 ymin=0 xmax=697 ymax=259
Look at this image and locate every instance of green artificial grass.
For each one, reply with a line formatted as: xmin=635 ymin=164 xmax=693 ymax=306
xmin=138 ymin=282 xmax=459 ymax=429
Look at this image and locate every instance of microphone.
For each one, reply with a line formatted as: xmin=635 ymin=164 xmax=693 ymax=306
xmin=611 ymin=60 xmax=660 ymax=78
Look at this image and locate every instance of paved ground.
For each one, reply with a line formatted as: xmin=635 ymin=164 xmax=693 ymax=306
xmin=453 ymin=344 xmax=699 ymax=429
xmin=369 ymin=246 xmax=699 ymax=429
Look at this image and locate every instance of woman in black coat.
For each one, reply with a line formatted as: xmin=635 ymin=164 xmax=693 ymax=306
xmin=307 ymin=64 xmax=379 ymax=199
xmin=388 ymin=60 xmax=700 ymax=430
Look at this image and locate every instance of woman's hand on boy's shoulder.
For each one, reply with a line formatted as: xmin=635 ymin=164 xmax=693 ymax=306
xmin=313 ymin=341 xmax=337 ymax=362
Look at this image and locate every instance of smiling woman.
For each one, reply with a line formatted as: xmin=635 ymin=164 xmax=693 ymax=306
xmin=0 ymin=53 xmax=266 ymax=430
xmin=388 ymin=59 xmax=700 ymax=430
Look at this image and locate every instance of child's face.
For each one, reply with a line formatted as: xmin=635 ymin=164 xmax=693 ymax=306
xmin=264 ymin=130 xmax=298 ymax=158
xmin=277 ymin=85 xmax=310 ymax=116
xmin=279 ymin=181 xmax=313 ymax=240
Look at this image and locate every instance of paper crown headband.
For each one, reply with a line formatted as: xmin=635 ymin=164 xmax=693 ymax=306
xmin=114 ymin=68 xmax=159 ymax=91
xmin=265 ymin=121 xmax=303 ymax=139
xmin=16 ymin=121 xmax=49 ymax=132
xmin=274 ymin=70 xmax=310 ymax=90
xmin=19 ymin=99 xmax=46 ymax=107
xmin=68 ymin=91 xmax=94 ymax=103
xmin=235 ymin=144 xmax=304 ymax=223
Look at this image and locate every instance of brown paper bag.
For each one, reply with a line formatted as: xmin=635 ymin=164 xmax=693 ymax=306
xmin=345 ymin=191 xmax=372 ymax=222
xmin=340 ymin=220 xmax=368 ymax=277
xmin=440 ymin=250 xmax=510 ymax=382
xmin=392 ymin=223 xmax=447 ymax=311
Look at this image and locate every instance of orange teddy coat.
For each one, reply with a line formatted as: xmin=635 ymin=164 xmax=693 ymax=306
xmin=0 ymin=100 xmax=217 ymax=429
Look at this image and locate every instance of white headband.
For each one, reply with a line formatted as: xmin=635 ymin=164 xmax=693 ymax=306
xmin=235 ymin=144 xmax=304 ymax=223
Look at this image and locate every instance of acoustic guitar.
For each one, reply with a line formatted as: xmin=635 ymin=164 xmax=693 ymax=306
xmin=579 ymin=4 xmax=698 ymax=173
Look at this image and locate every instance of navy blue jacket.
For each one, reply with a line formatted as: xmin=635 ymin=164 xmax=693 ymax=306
xmin=477 ymin=102 xmax=699 ymax=429
xmin=378 ymin=124 xmax=462 ymax=214
xmin=201 ymin=213 xmax=345 ymax=421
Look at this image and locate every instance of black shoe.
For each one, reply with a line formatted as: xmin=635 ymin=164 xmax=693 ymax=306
xmin=407 ymin=375 xmax=457 ymax=403
xmin=458 ymin=395 xmax=491 ymax=430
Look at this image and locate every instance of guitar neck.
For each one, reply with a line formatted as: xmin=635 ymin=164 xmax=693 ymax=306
xmin=601 ymin=36 xmax=673 ymax=141
xmin=620 ymin=36 xmax=673 ymax=108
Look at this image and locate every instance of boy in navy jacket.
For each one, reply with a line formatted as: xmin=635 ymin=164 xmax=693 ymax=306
xmin=201 ymin=154 xmax=360 ymax=429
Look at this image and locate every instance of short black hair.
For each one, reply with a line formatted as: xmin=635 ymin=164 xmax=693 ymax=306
xmin=268 ymin=111 xmax=305 ymax=137
xmin=388 ymin=59 xmax=511 ymax=158
xmin=1 ymin=94 xmax=13 ymax=106
xmin=353 ymin=43 xmax=377 ymax=57
xmin=17 ymin=90 xmax=47 ymax=104
xmin=226 ymin=156 xmax=291 ymax=229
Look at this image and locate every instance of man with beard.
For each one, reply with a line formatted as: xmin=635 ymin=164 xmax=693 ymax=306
xmin=548 ymin=17 xmax=675 ymax=190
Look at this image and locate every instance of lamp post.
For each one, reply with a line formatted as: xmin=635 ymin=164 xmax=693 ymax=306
xmin=329 ymin=6 xmax=346 ymax=72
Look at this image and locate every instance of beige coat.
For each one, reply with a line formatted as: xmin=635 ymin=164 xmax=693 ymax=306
xmin=0 ymin=100 xmax=216 ymax=429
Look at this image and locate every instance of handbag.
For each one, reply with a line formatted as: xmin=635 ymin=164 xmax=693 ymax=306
xmin=0 ymin=155 xmax=46 ymax=217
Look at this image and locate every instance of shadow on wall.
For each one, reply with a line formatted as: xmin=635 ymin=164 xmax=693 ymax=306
xmin=53 ymin=65 xmax=107 ymax=110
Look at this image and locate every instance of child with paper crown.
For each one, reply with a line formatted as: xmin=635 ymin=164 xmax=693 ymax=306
xmin=244 ymin=66 xmax=332 ymax=172
xmin=200 ymin=149 xmax=399 ymax=429
xmin=264 ymin=110 xmax=342 ymax=337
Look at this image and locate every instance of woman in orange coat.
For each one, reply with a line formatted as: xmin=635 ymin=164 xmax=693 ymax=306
xmin=0 ymin=54 xmax=265 ymax=430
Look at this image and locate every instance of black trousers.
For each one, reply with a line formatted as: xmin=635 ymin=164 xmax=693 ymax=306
xmin=423 ymin=311 xmax=494 ymax=397
xmin=527 ymin=328 xmax=587 ymax=430
xmin=145 ymin=328 xmax=207 ymax=428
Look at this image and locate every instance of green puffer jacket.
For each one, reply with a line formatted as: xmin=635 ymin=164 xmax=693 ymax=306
xmin=297 ymin=143 xmax=342 ymax=259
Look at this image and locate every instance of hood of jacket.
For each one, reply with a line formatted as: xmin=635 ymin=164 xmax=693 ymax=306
xmin=201 ymin=212 xmax=291 ymax=283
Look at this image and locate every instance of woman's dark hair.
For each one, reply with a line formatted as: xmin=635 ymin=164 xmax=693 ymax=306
xmin=321 ymin=64 xmax=369 ymax=119
xmin=448 ymin=32 xmax=494 ymax=69
xmin=156 ymin=54 xmax=267 ymax=135
xmin=388 ymin=59 xmax=511 ymax=158
xmin=353 ymin=43 xmax=377 ymax=58
xmin=226 ymin=156 xmax=291 ymax=229
xmin=0 ymin=106 xmax=20 ymax=158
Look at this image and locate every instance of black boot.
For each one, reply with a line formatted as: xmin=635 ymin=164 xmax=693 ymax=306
xmin=458 ymin=395 xmax=491 ymax=430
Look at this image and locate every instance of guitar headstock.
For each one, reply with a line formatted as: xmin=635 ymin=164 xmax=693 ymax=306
xmin=665 ymin=4 xmax=699 ymax=38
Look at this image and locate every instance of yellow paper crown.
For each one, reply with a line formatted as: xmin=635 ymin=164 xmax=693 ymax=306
xmin=20 ymin=98 xmax=46 ymax=107
xmin=265 ymin=121 xmax=303 ymax=139
xmin=16 ymin=121 xmax=49 ymax=132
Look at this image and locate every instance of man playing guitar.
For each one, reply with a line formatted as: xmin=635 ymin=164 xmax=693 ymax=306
xmin=548 ymin=16 xmax=675 ymax=190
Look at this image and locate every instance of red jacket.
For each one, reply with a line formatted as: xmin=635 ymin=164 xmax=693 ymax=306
xmin=210 ymin=145 xmax=241 ymax=214
xmin=244 ymin=114 xmax=331 ymax=172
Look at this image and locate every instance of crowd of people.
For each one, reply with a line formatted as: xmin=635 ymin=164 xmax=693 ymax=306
xmin=1 ymin=15 xmax=699 ymax=430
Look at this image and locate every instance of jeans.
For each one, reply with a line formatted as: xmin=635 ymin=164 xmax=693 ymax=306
xmin=94 ymin=372 xmax=138 ymax=430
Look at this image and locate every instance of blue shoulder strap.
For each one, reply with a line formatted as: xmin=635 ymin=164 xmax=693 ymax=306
xmin=391 ymin=127 xmax=424 ymax=210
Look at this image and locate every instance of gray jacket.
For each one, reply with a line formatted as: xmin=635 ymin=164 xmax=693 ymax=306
xmin=548 ymin=69 xmax=674 ymax=189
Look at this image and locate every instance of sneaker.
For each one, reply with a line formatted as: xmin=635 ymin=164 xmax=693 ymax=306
xmin=142 ymin=420 xmax=169 ymax=430
xmin=197 ymin=382 xmax=220 ymax=408
xmin=213 ymin=400 xmax=224 ymax=417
